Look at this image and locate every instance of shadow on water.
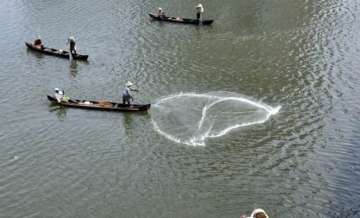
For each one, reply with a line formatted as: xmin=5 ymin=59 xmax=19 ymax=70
xmin=48 ymin=105 xmax=67 ymax=121
xmin=122 ymin=111 xmax=151 ymax=128
xmin=26 ymin=48 xmax=44 ymax=59
xmin=122 ymin=111 xmax=151 ymax=145
xmin=123 ymin=113 xmax=134 ymax=135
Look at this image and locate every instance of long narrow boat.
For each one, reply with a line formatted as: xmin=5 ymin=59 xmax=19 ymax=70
xmin=25 ymin=42 xmax=88 ymax=60
xmin=47 ymin=95 xmax=150 ymax=112
xmin=149 ymin=13 xmax=213 ymax=25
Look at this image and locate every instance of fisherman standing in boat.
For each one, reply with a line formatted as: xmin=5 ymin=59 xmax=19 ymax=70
xmin=195 ymin=3 xmax=204 ymax=21
xmin=67 ymin=36 xmax=77 ymax=55
xmin=122 ymin=81 xmax=138 ymax=105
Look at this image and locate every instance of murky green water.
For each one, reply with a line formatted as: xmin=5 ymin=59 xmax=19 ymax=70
xmin=1 ymin=0 xmax=360 ymax=217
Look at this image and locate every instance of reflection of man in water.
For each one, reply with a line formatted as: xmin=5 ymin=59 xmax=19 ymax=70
xmin=69 ymin=60 xmax=78 ymax=77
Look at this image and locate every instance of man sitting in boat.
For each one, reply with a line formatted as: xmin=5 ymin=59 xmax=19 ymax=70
xmin=195 ymin=3 xmax=204 ymax=21
xmin=54 ymin=88 xmax=70 ymax=103
xmin=33 ymin=38 xmax=44 ymax=50
xmin=122 ymin=81 xmax=138 ymax=105
xmin=240 ymin=208 xmax=269 ymax=218
xmin=157 ymin=7 xmax=166 ymax=18
xmin=67 ymin=36 xmax=77 ymax=55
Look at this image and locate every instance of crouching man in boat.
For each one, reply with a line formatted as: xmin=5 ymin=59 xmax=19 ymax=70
xmin=33 ymin=38 xmax=44 ymax=50
xmin=122 ymin=81 xmax=138 ymax=106
xmin=195 ymin=3 xmax=204 ymax=21
xmin=54 ymin=88 xmax=70 ymax=103
xmin=240 ymin=208 xmax=269 ymax=218
xmin=67 ymin=36 xmax=77 ymax=55
xmin=157 ymin=7 xmax=166 ymax=18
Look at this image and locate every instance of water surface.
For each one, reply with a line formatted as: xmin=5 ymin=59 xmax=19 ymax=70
xmin=1 ymin=0 xmax=360 ymax=217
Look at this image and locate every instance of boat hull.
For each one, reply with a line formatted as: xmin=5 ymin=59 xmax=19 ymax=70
xmin=149 ymin=13 xmax=213 ymax=25
xmin=47 ymin=95 xmax=150 ymax=112
xmin=26 ymin=42 xmax=88 ymax=60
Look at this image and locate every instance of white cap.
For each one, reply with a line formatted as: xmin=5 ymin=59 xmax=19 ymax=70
xmin=69 ymin=36 xmax=75 ymax=41
xmin=196 ymin=3 xmax=203 ymax=7
xmin=54 ymin=88 xmax=64 ymax=95
xmin=250 ymin=209 xmax=269 ymax=218
xmin=126 ymin=81 xmax=133 ymax=87
xmin=158 ymin=7 xmax=162 ymax=10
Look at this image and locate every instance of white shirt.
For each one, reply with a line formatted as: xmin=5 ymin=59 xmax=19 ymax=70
xmin=55 ymin=93 xmax=64 ymax=102
xmin=122 ymin=87 xmax=131 ymax=96
xmin=196 ymin=4 xmax=204 ymax=13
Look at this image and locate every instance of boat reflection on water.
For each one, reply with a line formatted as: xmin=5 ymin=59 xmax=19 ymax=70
xmin=26 ymin=47 xmax=44 ymax=59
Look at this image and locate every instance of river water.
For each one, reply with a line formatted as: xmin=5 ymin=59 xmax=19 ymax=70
xmin=1 ymin=0 xmax=360 ymax=217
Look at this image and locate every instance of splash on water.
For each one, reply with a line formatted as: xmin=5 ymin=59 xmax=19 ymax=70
xmin=151 ymin=92 xmax=280 ymax=146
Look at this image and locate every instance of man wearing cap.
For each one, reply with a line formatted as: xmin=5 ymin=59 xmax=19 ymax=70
xmin=195 ymin=3 xmax=204 ymax=21
xmin=122 ymin=81 xmax=138 ymax=105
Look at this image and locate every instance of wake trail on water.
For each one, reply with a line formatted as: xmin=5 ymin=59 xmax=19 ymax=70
xmin=151 ymin=92 xmax=280 ymax=146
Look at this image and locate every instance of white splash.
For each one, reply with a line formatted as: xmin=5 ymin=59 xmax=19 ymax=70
xmin=151 ymin=92 xmax=280 ymax=146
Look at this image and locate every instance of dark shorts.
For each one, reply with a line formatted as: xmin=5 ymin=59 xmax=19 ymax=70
xmin=122 ymin=95 xmax=131 ymax=105
xmin=196 ymin=12 xmax=201 ymax=20
xmin=70 ymin=42 xmax=76 ymax=54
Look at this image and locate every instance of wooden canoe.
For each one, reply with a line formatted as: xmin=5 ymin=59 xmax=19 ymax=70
xmin=149 ymin=13 xmax=213 ymax=25
xmin=25 ymin=42 xmax=88 ymax=60
xmin=47 ymin=95 xmax=150 ymax=112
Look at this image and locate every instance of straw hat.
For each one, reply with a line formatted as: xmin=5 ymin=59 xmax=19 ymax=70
xmin=126 ymin=81 xmax=134 ymax=87
xmin=250 ymin=209 xmax=269 ymax=218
